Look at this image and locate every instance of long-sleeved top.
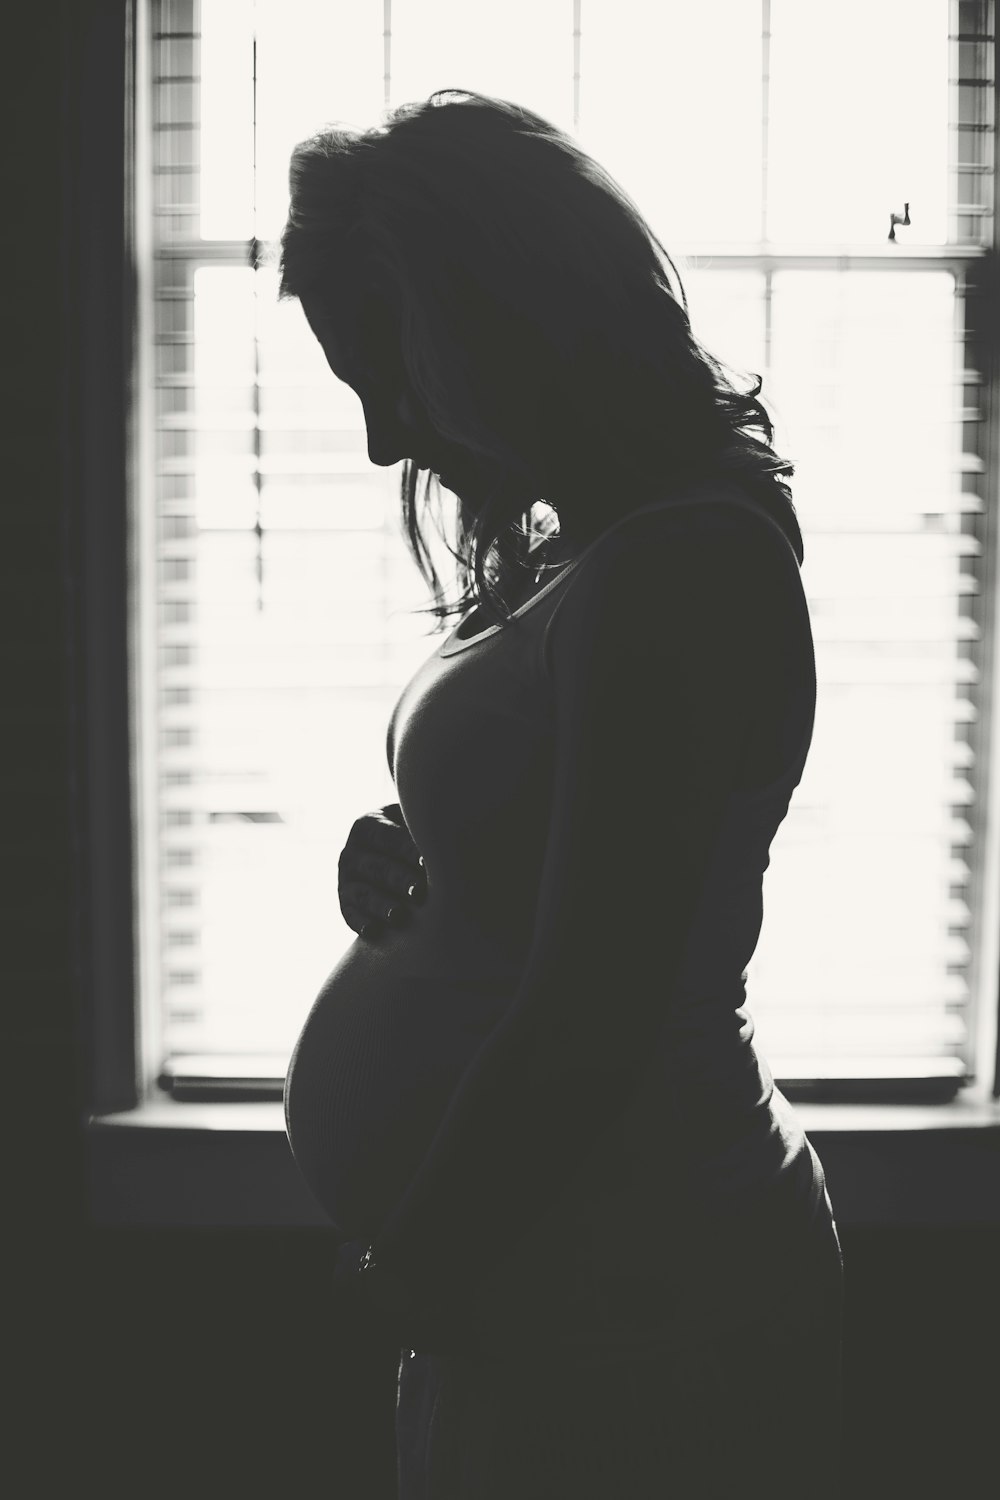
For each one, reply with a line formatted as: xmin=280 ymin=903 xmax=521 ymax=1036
xmin=284 ymin=475 xmax=827 ymax=1360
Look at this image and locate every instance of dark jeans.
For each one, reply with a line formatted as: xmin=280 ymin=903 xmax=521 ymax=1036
xmin=395 ymin=1204 xmax=844 ymax=1499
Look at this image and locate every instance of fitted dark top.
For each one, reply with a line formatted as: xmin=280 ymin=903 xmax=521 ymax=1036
xmin=284 ymin=476 xmax=825 ymax=1358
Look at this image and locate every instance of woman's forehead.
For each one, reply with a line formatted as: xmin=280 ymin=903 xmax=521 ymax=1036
xmin=301 ymin=284 xmax=398 ymax=385
xmin=300 ymin=289 xmax=353 ymax=347
xmin=300 ymin=293 xmax=368 ymax=382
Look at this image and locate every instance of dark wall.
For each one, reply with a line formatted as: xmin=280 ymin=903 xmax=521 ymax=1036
xmin=6 ymin=0 xmax=93 ymax=1273
xmin=6 ymin=5 xmax=998 ymax=1497
xmin=70 ymin=1224 xmax=1000 ymax=1498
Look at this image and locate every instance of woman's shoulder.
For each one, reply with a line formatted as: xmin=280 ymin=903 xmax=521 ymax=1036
xmin=539 ymin=479 xmax=808 ymax=668
xmin=566 ymin=480 xmax=800 ymax=585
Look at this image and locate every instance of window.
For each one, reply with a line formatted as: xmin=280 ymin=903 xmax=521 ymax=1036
xmin=141 ymin=0 xmax=999 ymax=1104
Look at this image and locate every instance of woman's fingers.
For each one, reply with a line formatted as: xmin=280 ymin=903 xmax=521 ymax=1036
xmin=340 ymin=808 xmax=426 ymax=940
xmin=351 ymin=807 xmax=421 ymax=857
xmin=344 ymin=812 xmax=424 ymax=879
xmin=341 ymin=883 xmax=409 ymax=936
xmin=347 ymin=848 xmax=424 ymax=904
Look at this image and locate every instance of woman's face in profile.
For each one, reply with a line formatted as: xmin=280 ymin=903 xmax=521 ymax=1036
xmin=299 ymin=291 xmax=472 ymax=495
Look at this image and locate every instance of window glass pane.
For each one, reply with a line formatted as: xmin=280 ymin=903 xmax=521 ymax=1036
xmin=769 ymin=270 xmax=956 ymax=515
xmin=683 ymin=269 xmax=766 ymax=379
xmin=254 ymin=0 xmax=386 ymax=242
xmin=199 ymin=0 xmax=255 ymax=239
xmin=192 ymin=266 xmax=256 ymax=525
xmin=751 ymin=269 xmax=966 ymax=1073
xmin=170 ymin=264 xmax=436 ymax=1053
xmin=583 ymin=0 xmax=762 ymax=244
xmin=768 ymin=0 xmax=949 ymax=244
xmin=391 ymin=0 xmax=574 ymax=133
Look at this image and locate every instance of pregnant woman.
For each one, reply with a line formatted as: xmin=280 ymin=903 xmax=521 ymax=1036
xmin=281 ymin=90 xmax=844 ymax=1498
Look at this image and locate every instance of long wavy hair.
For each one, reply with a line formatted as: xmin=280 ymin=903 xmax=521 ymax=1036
xmin=279 ymin=89 xmax=801 ymax=631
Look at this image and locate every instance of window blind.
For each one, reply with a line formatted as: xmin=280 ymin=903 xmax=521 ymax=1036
xmin=143 ymin=0 xmax=997 ymax=1103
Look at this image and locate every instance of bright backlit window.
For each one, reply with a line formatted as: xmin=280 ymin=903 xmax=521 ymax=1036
xmin=143 ymin=0 xmax=997 ymax=1102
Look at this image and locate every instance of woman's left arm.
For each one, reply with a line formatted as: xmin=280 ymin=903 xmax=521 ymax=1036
xmin=355 ymin=507 xmax=812 ymax=1349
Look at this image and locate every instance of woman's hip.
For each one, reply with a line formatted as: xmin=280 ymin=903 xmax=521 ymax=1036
xmin=396 ymin=1271 xmax=844 ymax=1500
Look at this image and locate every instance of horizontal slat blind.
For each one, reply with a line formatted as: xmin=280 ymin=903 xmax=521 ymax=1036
xmin=147 ymin=0 xmax=996 ymax=1103
xmin=712 ymin=269 xmax=978 ymax=1087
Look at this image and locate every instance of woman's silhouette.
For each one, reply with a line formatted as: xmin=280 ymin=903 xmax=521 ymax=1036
xmin=280 ymin=90 xmax=844 ymax=1499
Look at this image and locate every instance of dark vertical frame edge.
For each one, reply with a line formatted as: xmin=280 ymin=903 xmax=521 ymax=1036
xmin=989 ymin=1 xmax=1000 ymax=1097
xmin=68 ymin=0 xmax=141 ymax=1117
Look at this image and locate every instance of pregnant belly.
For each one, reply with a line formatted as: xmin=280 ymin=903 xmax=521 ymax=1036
xmin=284 ymin=916 xmax=519 ymax=1239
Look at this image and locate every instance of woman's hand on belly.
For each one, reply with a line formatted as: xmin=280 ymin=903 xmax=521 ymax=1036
xmin=338 ymin=801 xmax=426 ymax=939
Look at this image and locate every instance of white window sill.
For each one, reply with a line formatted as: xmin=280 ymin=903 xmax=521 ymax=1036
xmin=86 ymin=1096 xmax=1000 ymax=1229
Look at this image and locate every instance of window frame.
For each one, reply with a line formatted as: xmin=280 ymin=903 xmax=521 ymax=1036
xmin=81 ymin=0 xmax=1000 ymax=1226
